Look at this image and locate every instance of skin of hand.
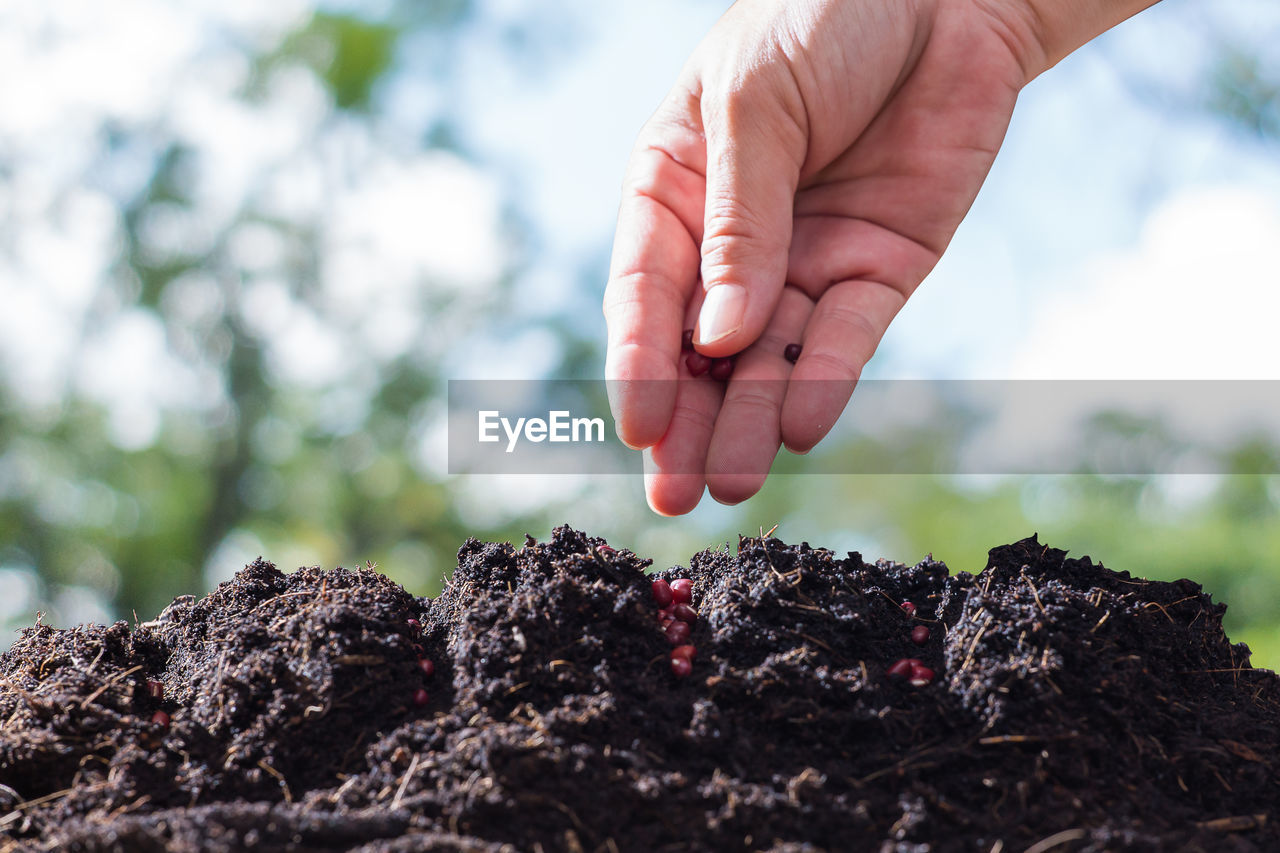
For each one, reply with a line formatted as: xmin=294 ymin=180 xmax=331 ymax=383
xmin=603 ymin=0 xmax=1159 ymax=515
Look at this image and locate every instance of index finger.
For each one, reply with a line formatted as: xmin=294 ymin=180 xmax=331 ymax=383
xmin=603 ymin=124 xmax=707 ymax=448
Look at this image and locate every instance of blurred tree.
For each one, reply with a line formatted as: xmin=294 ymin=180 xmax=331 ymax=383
xmin=1107 ymin=3 xmax=1279 ymax=144
xmin=271 ymin=13 xmax=400 ymax=111
xmin=1209 ymin=47 xmax=1280 ymax=139
xmin=0 ymin=1 xmax=558 ymax=629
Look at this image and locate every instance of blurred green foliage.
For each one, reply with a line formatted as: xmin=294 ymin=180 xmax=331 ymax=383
xmin=0 ymin=2 xmax=1277 ymax=676
xmin=268 ymin=13 xmax=399 ymax=111
xmin=1209 ymin=47 xmax=1280 ymax=140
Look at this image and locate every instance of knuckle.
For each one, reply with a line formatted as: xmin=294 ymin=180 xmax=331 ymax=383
xmin=603 ymin=270 xmax=682 ymax=320
xmin=669 ymin=401 xmax=717 ymax=436
xmin=702 ymin=203 xmax=771 ymax=248
xmin=755 ymin=327 xmax=796 ymax=355
xmin=727 ymin=387 xmax=782 ymax=418
xmin=823 ymin=301 xmax=881 ymax=344
xmin=699 ymin=213 xmax=785 ymax=281
xmin=802 ymin=349 xmax=862 ymax=383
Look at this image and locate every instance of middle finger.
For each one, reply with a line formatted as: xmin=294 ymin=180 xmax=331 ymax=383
xmin=704 ymin=285 xmax=814 ymax=504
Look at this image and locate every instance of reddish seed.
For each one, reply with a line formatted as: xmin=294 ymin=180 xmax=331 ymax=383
xmin=406 ymin=618 xmax=421 ymax=631
xmin=911 ymin=625 xmax=930 ymax=645
xmin=418 ymin=658 xmax=435 ymax=678
xmin=597 ymin=545 xmax=616 ymax=557
xmin=909 ymin=663 xmax=936 ymax=687
xmin=682 ymin=329 xmax=695 ymax=351
xmin=901 ymin=601 xmax=916 ymax=616
xmin=151 ymin=710 xmax=170 ymax=728
xmin=412 ymin=688 xmax=430 ymax=706
xmin=665 ymin=620 xmax=692 ymax=646
xmin=886 ymin=658 xmax=915 ymax=679
xmin=670 ymin=579 xmax=693 ymax=605
xmin=709 ymin=357 xmax=735 ymax=382
xmin=784 ymin=343 xmax=802 ymax=363
xmin=146 ymin=679 xmax=164 ymax=701
xmin=670 ymin=655 xmax=693 ymax=678
xmin=651 ymin=579 xmax=673 ymax=608
xmin=686 ymin=352 xmax=712 ymax=377
xmin=671 ymin=603 xmax=698 ymax=624
xmin=671 ymin=644 xmax=697 ymax=661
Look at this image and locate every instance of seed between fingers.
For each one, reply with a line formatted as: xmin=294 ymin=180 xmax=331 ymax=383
xmin=709 ymin=358 xmax=735 ymax=381
xmin=686 ymin=353 xmax=711 ymax=376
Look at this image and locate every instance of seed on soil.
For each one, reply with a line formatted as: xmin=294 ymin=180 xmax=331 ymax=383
xmin=412 ymin=688 xmax=430 ymax=707
xmin=671 ymin=644 xmax=697 ymax=661
xmin=146 ymin=679 xmax=164 ymax=700
xmin=901 ymin=601 xmax=916 ymax=616
xmin=670 ymin=579 xmax=693 ymax=605
xmin=686 ymin=353 xmax=712 ymax=377
xmin=682 ymin=329 xmax=695 ymax=351
xmin=909 ymin=663 xmax=936 ymax=687
xmin=670 ymin=655 xmax=693 ymax=678
xmin=671 ymin=603 xmax=698 ymax=624
xmin=150 ymin=710 xmax=170 ymax=728
xmin=911 ymin=625 xmax=929 ymax=645
xmin=665 ymin=621 xmax=692 ymax=646
xmin=651 ymin=579 xmax=673 ymax=608
xmin=784 ymin=343 xmax=802 ymax=363
xmin=709 ymin=357 xmax=735 ymax=381
xmin=886 ymin=658 xmax=916 ymax=679
xmin=418 ymin=658 xmax=435 ymax=678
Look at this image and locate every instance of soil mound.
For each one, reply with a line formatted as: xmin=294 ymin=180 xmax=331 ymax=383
xmin=1 ymin=529 xmax=1276 ymax=851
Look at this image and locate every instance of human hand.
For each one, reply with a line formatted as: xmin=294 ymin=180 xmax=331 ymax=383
xmin=603 ymin=0 xmax=1156 ymax=514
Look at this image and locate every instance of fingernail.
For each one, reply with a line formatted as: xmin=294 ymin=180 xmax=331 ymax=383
xmin=695 ymin=284 xmax=746 ymax=345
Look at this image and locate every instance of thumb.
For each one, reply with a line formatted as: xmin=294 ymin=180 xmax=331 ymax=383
xmin=694 ymin=91 xmax=802 ymax=355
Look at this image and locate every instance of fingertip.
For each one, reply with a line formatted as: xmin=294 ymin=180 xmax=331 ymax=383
xmin=605 ymin=351 xmax=678 ymax=449
xmin=691 ymin=280 xmax=781 ymax=359
xmin=645 ymin=478 xmax=706 ymax=516
xmin=643 ymin=453 xmax=705 ymax=515
xmin=615 ymin=415 xmax=661 ymax=451
xmin=705 ymin=473 xmax=765 ymax=506
xmin=616 ymin=430 xmax=645 ymax=452
xmin=779 ymin=407 xmax=827 ymax=454
xmin=781 ymin=438 xmax=814 ymax=456
xmin=704 ymin=435 xmax=774 ymax=505
xmin=611 ymin=405 xmax=669 ymax=451
xmin=780 ymin=373 xmax=854 ymax=453
xmin=693 ymin=283 xmax=746 ymax=348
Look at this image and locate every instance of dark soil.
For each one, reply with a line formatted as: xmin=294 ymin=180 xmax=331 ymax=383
xmin=1 ymin=529 xmax=1277 ymax=852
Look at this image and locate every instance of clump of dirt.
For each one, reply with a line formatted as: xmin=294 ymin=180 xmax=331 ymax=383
xmin=1 ymin=529 xmax=1276 ymax=852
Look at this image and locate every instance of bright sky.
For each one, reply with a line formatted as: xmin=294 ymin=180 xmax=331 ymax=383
xmin=1007 ymin=185 xmax=1280 ymax=380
